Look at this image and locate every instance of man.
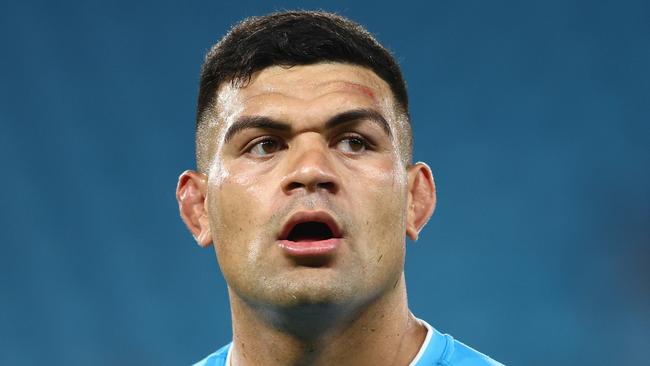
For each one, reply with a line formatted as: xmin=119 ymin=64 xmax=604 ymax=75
xmin=176 ymin=11 xmax=503 ymax=366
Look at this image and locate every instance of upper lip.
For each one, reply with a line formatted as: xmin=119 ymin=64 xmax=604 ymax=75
xmin=278 ymin=211 xmax=343 ymax=240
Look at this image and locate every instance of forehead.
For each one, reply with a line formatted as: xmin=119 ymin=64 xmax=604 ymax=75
xmin=215 ymin=63 xmax=396 ymax=122
xmin=197 ymin=63 xmax=410 ymax=172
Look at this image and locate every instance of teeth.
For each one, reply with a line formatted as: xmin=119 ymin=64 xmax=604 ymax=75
xmin=287 ymin=222 xmax=333 ymax=241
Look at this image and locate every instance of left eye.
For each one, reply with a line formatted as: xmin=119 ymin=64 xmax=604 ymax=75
xmin=247 ymin=138 xmax=284 ymax=156
xmin=336 ymin=137 xmax=367 ymax=153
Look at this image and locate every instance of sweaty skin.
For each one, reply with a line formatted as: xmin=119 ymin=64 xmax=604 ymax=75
xmin=177 ymin=63 xmax=436 ymax=366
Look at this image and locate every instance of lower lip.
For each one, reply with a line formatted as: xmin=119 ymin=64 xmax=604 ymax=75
xmin=277 ymin=238 xmax=342 ymax=257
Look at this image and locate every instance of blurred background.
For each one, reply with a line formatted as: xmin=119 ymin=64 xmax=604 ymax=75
xmin=1 ymin=0 xmax=648 ymax=364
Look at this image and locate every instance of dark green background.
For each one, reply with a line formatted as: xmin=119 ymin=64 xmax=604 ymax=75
xmin=1 ymin=1 xmax=648 ymax=364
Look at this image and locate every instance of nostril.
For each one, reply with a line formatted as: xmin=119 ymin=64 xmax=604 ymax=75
xmin=287 ymin=182 xmax=304 ymax=191
xmin=284 ymin=181 xmax=337 ymax=193
xmin=317 ymin=181 xmax=337 ymax=193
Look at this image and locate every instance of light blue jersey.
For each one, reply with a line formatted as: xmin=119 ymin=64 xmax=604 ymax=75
xmin=193 ymin=319 xmax=503 ymax=365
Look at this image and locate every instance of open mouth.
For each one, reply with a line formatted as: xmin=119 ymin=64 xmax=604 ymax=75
xmin=287 ymin=221 xmax=334 ymax=241
xmin=278 ymin=211 xmax=343 ymax=263
xmin=280 ymin=212 xmax=342 ymax=243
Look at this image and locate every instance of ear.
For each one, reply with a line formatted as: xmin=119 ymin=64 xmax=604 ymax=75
xmin=406 ymin=162 xmax=436 ymax=241
xmin=176 ymin=170 xmax=213 ymax=247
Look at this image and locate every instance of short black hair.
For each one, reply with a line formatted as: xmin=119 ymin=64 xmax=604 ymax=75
xmin=196 ymin=10 xmax=411 ymax=171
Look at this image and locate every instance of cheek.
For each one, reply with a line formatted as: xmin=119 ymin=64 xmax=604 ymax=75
xmin=209 ymin=161 xmax=270 ymax=225
xmin=347 ymin=158 xmax=409 ymax=245
xmin=348 ymin=157 xmax=407 ymax=209
xmin=344 ymin=160 xmax=408 ymax=289
xmin=207 ymin=167 xmax=270 ymax=261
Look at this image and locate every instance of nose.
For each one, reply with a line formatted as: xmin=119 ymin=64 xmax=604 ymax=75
xmin=280 ymin=137 xmax=340 ymax=195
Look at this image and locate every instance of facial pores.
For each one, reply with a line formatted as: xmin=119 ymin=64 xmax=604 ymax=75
xmin=197 ymin=64 xmax=411 ymax=306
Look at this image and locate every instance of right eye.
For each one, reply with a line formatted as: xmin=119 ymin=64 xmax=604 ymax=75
xmin=246 ymin=137 xmax=284 ymax=157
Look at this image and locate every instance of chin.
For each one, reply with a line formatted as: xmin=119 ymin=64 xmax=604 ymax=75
xmin=260 ymin=270 xmax=360 ymax=309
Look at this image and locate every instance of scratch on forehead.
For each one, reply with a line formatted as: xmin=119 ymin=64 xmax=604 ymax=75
xmin=339 ymin=81 xmax=376 ymax=100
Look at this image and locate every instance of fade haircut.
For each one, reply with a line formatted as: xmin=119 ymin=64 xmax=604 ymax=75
xmin=195 ymin=10 xmax=412 ymax=172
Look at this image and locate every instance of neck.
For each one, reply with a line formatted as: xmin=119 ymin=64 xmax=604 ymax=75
xmin=227 ymin=273 xmax=427 ymax=366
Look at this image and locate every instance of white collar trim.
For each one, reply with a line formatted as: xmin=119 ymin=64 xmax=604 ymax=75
xmin=408 ymin=317 xmax=433 ymax=366
xmin=225 ymin=342 xmax=232 ymax=366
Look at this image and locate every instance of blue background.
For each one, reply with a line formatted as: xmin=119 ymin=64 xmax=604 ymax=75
xmin=1 ymin=1 xmax=648 ymax=365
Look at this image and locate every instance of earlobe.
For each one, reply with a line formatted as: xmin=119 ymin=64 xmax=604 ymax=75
xmin=176 ymin=170 xmax=213 ymax=247
xmin=405 ymin=162 xmax=436 ymax=241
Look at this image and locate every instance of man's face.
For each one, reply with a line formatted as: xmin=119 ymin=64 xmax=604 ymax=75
xmin=203 ymin=63 xmax=412 ymax=308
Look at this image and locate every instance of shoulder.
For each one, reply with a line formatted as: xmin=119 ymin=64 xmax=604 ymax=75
xmin=192 ymin=343 xmax=231 ymax=366
xmin=416 ymin=319 xmax=504 ymax=366
xmin=443 ymin=337 xmax=504 ymax=366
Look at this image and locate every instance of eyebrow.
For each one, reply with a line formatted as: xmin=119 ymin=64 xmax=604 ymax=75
xmin=223 ymin=108 xmax=391 ymax=143
xmin=223 ymin=116 xmax=291 ymax=143
xmin=325 ymin=108 xmax=391 ymax=136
